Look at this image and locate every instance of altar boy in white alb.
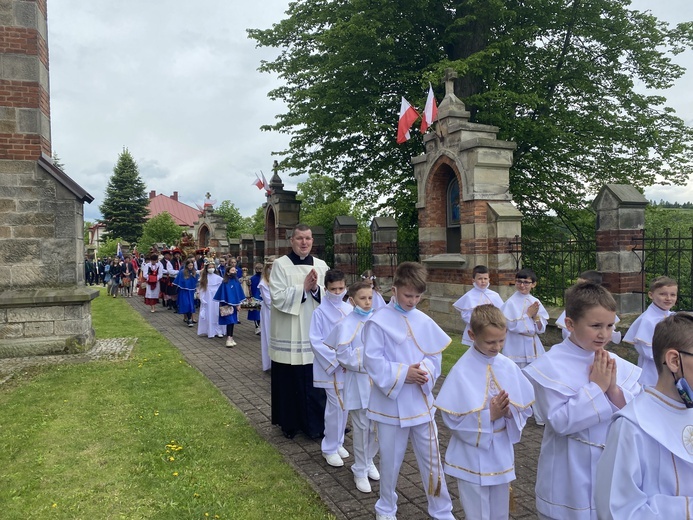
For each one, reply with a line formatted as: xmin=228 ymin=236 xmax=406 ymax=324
xmin=309 ymin=269 xmax=353 ymax=467
xmin=436 ymin=305 xmax=534 ymax=520
xmin=623 ymin=275 xmax=678 ymax=387
xmin=453 ymin=265 xmax=504 ymax=347
xmin=523 ymin=282 xmax=641 ymax=520
xmin=363 ymin=262 xmax=454 ymax=520
xmin=500 ymin=268 xmax=549 ymax=368
xmin=324 ymin=281 xmax=380 ymax=494
xmin=596 ymin=312 xmax=693 ymax=519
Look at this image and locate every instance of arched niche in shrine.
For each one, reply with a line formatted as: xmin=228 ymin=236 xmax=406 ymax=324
xmin=422 ymin=154 xmax=463 ymax=255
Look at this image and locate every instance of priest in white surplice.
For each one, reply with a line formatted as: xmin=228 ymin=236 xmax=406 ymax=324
xmin=596 ymin=313 xmax=693 ymax=519
xmin=269 ymin=224 xmax=329 ymax=439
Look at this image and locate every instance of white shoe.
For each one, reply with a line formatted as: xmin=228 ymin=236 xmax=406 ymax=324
xmin=375 ymin=515 xmax=397 ymax=520
xmin=255 ymin=327 xmax=261 ymax=335
xmin=217 ymin=334 xmax=225 ymax=338
xmin=225 ymin=337 xmax=234 ymax=348
xmin=322 ymin=452 xmax=344 ymax=467
xmin=367 ymin=463 xmax=380 ymax=481
xmin=354 ymin=475 xmax=371 ymax=493
xmin=337 ymin=445 xmax=349 ymax=458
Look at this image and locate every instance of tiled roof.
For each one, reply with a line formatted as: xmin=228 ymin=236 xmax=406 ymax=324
xmin=148 ymin=195 xmax=200 ymax=227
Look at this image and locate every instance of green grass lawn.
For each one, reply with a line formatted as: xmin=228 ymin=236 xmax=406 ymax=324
xmin=442 ymin=332 xmax=467 ymax=376
xmin=0 ymin=289 xmax=334 ymax=520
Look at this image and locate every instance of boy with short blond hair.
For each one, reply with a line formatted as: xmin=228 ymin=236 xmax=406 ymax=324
xmin=454 ymin=265 xmax=504 ymax=346
xmin=624 ymin=275 xmax=678 ymax=386
xmin=364 ymin=262 xmax=454 ymax=520
xmin=596 ymin=312 xmax=693 ymax=518
xmin=523 ymin=282 xmax=642 ymax=520
xmin=436 ymin=304 xmax=534 ymax=520
xmin=325 ymin=281 xmax=380 ymax=494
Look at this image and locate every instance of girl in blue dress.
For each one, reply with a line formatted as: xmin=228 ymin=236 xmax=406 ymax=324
xmin=173 ymin=259 xmax=199 ymax=327
xmin=247 ymin=262 xmax=263 ymax=334
xmin=214 ymin=258 xmax=245 ymax=347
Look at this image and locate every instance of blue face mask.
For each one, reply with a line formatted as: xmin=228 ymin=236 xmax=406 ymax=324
xmin=353 ymin=305 xmax=373 ymax=317
xmin=673 ymin=351 xmax=693 ymax=408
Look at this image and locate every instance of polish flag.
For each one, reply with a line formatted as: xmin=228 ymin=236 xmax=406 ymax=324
xmin=252 ymin=174 xmax=264 ymax=190
xmin=420 ymin=83 xmax=438 ymax=134
xmin=397 ymin=97 xmax=420 ymax=144
xmin=261 ymin=171 xmax=270 ymax=195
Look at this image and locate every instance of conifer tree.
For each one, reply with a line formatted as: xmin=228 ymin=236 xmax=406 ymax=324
xmin=99 ymin=148 xmax=149 ymax=244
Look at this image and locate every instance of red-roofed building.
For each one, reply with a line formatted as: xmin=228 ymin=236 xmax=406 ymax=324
xmin=148 ymin=190 xmax=200 ymax=230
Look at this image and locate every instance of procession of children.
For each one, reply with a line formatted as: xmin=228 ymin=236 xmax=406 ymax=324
xmin=133 ymin=247 xmax=692 ymax=520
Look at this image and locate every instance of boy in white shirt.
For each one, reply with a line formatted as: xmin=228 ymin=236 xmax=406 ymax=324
xmin=453 ymin=265 xmax=504 ymax=346
xmin=523 ymin=282 xmax=642 ymax=520
xmin=436 ymin=304 xmax=534 ymax=520
xmin=596 ymin=312 xmax=693 ymax=519
xmin=364 ymin=262 xmax=454 ymax=520
xmin=325 ymin=281 xmax=380 ymax=493
xmin=623 ymin=275 xmax=678 ymax=386
xmin=309 ymin=269 xmax=353 ymax=467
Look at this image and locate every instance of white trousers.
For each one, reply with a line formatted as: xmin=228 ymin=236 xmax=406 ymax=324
xmin=458 ymin=479 xmax=510 ymax=520
xmin=375 ymin=421 xmax=454 ymax=520
xmin=349 ymin=408 xmax=378 ymax=477
xmin=321 ymin=387 xmax=348 ymax=454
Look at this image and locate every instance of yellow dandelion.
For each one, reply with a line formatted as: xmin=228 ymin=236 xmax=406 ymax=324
xmin=173 ymin=472 xmax=178 ymax=476
xmin=193 ymin=493 xmax=200 ymax=498
xmin=169 ymin=456 xmax=175 ymax=461
xmin=52 ymin=503 xmax=57 ymax=508
xmin=204 ymin=514 xmax=209 ymax=518
xmin=154 ymin=412 xmax=159 ymax=416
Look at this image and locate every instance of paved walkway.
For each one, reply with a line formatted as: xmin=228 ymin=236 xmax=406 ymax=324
xmin=128 ymin=296 xmax=541 ymax=519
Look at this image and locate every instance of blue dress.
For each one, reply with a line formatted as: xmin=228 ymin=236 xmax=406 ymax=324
xmin=247 ymin=273 xmax=262 ymax=321
xmin=214 ymin=276 xmax=245 ymax=325
xmin=173 ymin=269 xmax=198 ymax=314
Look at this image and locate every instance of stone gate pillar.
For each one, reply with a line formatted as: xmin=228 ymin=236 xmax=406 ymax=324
xmin=333 ymin=216 xmax=358 ymax=282
xmin=592 ymin=184 xmax=647 ymax=315
xmin=263 ymin=169 xmax=301 ymax=257
xmin=371 ymin=216 xmax=397 ymax=297
xmin=0 ymin=0 xmax=98 ymax=357
xmin=412 ymin=69 xmax=522 ymax=330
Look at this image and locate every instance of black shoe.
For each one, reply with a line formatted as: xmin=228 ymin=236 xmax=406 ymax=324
xmin=344 ymin=427 xmax=351 ymax=435
xmin=282 ymin=429 xmax=297 ymax=439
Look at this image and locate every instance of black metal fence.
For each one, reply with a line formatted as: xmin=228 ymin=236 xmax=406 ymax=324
xmin=630 ymin=228 xmax=693 ymax=312
xmin=508 ymin=235 xmax=597 ymax=307
xmin=325 ymin=229 xmax=692 ymax=312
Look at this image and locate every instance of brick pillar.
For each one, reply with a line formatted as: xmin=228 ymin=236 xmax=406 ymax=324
xmin=311 ymin=225 xmax=326 ymax=264
xmin=240 ymin=233 xmax=254 ymax=269
xmin=228 ymin=239 xmax=240 ymax=261
xmin=592 ymin=184 xmax=648 ymax=315
xmin=253 ymin=235 xmax=265 ymax=263
xmin=333 ymin=216 xmax=357 ymax=280
xmin=371 ymin=216 xmax=397 ymax=289
xmin=0 ymin=0 xmax=98 ymax=357
xmin=263 ymin=171 xmax=301 ymax=257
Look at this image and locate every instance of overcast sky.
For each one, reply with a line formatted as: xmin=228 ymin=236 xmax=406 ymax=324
xmin=47 ymin=1 xmax=692 ymax=223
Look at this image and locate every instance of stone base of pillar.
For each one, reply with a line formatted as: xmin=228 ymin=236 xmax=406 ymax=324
xmin=0 ymin=286 xmax=99 ymax=358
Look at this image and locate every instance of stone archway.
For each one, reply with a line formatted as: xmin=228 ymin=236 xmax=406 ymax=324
xmin=421 ymin=155 xmax=462 ymax=255
xmin=265 ymin=206 xmax=276 ymax=257
xmin=198 ymin=224 xmax=210 ymax=248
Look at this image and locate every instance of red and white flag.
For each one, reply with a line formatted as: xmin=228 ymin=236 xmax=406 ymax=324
xmin=252 ymin=174 xmax=264 ymax=190
xmin=420 ymin=83 xmax=438 ymax=134
xmin=397 ymin=97 xmax=420 ymax=144
xmin=260 ymin=171 xmax=271 ymax=195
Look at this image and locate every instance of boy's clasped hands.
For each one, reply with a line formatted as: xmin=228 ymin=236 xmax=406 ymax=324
xmin=589 ymin=348 xmax=626 ymax=408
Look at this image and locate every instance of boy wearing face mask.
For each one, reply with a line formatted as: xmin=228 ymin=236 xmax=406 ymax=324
xmin=309 ymin=269 xmax=353 ymax=467
xmin=324 ymin=281 xmax=380 ymax=494
xmin=363 ymin=262 xmax=454 ymax=520
xmin=595 ymin=312 xmax=693 ymax=519
xmin=453 ymin=265 xmax=504 ymax=347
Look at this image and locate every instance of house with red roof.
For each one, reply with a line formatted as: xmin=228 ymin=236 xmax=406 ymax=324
xmin=147 ymin=190 xmax=200 ymax=230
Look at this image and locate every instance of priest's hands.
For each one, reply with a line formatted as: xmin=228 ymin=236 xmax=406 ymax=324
xmin=304 ymin=268 xmax=318 ymax=293
xmin=490 ymin=390 xmax=510 ymax=421
xmin=405 ymin=363 xmax=429 ymax=385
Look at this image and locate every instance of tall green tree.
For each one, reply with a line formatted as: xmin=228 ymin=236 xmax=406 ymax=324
xmin=249 ymin=0 xmax=693 ymax=236
xmin=216 ymin=201 xmax=250 ymax=239
xmin=138 ymin=212 xmax=183 ymax=253
xmin=99 ymin=148 xmax=149 ymax=243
